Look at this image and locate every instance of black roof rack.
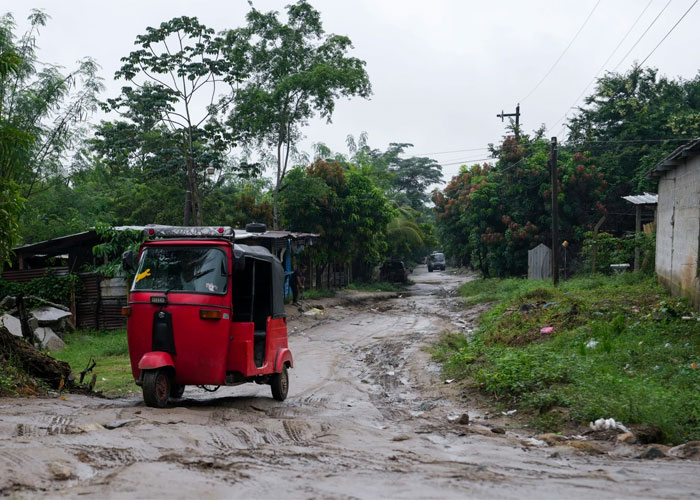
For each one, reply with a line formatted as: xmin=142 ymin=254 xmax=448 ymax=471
xmin=144 ymin=225 xmax=237 ymax=240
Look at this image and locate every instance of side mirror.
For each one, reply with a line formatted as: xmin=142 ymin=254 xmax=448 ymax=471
xmin=122 ymin=250 xmax=136 ymax=272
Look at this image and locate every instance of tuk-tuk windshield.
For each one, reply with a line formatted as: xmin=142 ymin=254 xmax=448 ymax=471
xmin=132 ymin=246 xmax=228 ymax=294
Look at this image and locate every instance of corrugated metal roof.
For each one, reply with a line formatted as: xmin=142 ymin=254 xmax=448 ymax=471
xmin=14 ymin=225 xmax=319 ymax=256
xmin=649 ymin=138 xmax=700 ymax=177
xmin=622 ymin=193 xmax=658 ymax=205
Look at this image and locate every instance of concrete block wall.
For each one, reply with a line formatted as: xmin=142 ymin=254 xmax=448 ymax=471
xmin=655 ymin=156 xmax=700 ymax=308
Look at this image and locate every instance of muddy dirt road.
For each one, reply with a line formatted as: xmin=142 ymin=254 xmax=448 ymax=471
xmin=1 ymin=267 xmax=699 ymax=499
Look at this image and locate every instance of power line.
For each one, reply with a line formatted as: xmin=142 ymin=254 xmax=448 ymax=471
xmin=520 ymin=0 xmax=602 ymax=103
xmin=440 ymin=156 xmax=494 ymax=167
xmin=639 ymin=0 xmax=699 ymax=66
xmin=613 ymin=0 xmax=673 ymax=71
xmin=546 ymin=0 xmax=655 ymax=134
xmin=412 ymin=146 xmax=490 ymax=156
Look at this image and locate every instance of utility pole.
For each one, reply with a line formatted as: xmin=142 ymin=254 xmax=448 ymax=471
xmin=550 ymin=136 xmax=559 ymax=285
xmin=497 ymin=103 xmax=521 ymax=138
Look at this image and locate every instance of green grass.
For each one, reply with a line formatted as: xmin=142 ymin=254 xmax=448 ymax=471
xmin=434 ymin=273 xmax=700 ymax=444
xmin=52 ymin=329 xmax=136 ymax=397
xmin=345 ymin=281 xmax=402 ymax=292
xmin=299 ymin=288 xmax=336 ymax=300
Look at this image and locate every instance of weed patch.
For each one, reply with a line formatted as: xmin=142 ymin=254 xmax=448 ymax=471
xmin=435 ymin=274 xmax=700 ymax=444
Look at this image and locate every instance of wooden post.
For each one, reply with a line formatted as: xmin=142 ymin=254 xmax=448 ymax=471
xmin=550 ymin=137 xmax=559 ymax=285
xmin=591 ymin=214 xmax=607 ymax=274
xmin=634 ymin=204 xmax=642 ymax=271
xmin=16 ymin=294 xmax=39 ymax=347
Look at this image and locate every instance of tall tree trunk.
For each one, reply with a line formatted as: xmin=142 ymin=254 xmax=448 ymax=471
xmin=273 ymin=140 xmax=283 ymax=230
xmin=183 ymin=156 xmax=203 ymax=226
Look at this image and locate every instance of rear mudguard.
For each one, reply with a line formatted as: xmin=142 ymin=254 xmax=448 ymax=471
xmin=274 ymin=348 xmax=293 ymax=372
xmin=138 ymin=351 xmax=175 ymax=371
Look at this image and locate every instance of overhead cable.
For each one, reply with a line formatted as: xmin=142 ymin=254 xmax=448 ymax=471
xmin=546 ymin=0 xmax=655 ymax=134
xmin=520 ymin=0 xmax=602 ymax=103
xmin=613 ymin=0 xmax=673 ymax=71
xmin=639 ymin=0 xmax=698 ymax=66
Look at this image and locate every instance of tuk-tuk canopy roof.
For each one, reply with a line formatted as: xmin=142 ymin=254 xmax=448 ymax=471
xmin=233 ymin=244 xmax=286 ymax=319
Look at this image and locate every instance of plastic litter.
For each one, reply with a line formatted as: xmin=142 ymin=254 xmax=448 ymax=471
xmin=664 ymin=342 xmax=671 ymax=348
xmin=303 ymin=308 xmax=325 ymax=316
xmin=522 ymin=437 xmax=547 ymax=447
xmin=585 ymin=340 xmax=599 ymax=349
xmin=589 ymin=417 xmax=630 ymax=433
xmin=502 ymin=409 xmax=517 ymax=416
xmin=540 ymin=326 xmax=554 ymax=334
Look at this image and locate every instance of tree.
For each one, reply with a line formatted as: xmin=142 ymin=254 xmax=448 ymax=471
xmin=566 ymin=66 xmax=700 ymax=227
xmin=386 ymin=205 xmax=436 ymax=265
xmin=0 ymin=10 xmax=101 ymax=262
xmin=280 ymin=159 xmax=392 ymax=282
xmin=110 ymin=16 xmax=246 ymax=225
xmin=227 ymin=1 xmax=372 ymax=229
xmin=309 ymin=133 xmax=442 ymax=266
xmin=374 ymin=143 xmax=443 ymax=210
xmin=434 ymin=132 xmax=606 ymax=276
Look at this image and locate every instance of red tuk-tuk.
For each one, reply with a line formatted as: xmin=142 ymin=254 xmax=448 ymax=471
xmin=121 ymin=225 xmax=293 ymax=408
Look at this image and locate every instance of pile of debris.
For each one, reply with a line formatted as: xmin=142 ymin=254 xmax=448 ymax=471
xmin=0 ymin=325 xmax=72 ymax=392
xmin=0 ymin=295 xmax=83 ymax=394
xmin=0 ymin=295 xmax=73 ymax=351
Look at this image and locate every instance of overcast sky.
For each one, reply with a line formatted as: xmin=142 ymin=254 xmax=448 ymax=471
xmin=4 ymin=0 xmax=700 ymax=184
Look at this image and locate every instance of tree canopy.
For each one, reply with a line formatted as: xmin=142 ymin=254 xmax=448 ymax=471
xmin=0 ymin=10 xmax=101 ymax=256
xmin=226 ymin=0 xmax=372 ymax=228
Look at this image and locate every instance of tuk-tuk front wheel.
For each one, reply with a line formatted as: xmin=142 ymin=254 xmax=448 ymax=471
xmin=270 ymin=366 xmax=289 ymax=401
xmin=142 ymin=368 xmax=171 ymax=408
xmin=170 ymin=383 xmax=185 ymax=398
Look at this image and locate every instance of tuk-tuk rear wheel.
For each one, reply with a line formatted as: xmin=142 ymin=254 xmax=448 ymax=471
xmin=142 ymin=368 xmax=171 ymax=408
xmin=270 ymin=366 xmax=289 ymax=401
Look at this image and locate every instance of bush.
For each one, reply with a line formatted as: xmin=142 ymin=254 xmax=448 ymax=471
xmin=0 ymin=270 xmax=80 ymax=307
xmin=581 ymin=231 xmax=655 ymax=274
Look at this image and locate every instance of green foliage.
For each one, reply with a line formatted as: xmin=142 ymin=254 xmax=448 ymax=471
xmin=0 ymin=270 xmax=79 ymax=306
xmin=459 ymin=277 xmax=548 ymax=305
xmin=434 ymin=133 xmax=606 ymax=277
xmin=227 ymin=0 xmax=372 ymax=228
xmin=308 ymin=135 xmax=443 ymax=269
xmin=108 ymin=16 xmax=245 ymax=226
xmin=568 ymin=66 xmax=700 ymax=201
xmin=581 ymin=231 xmax=655 ymax=274
xmin=0 ymin=10 xmax=102 ymax=256
xmin=0 ymin=181 xmax=25 ymax=266
xmin=435 ymin=275 xmax=700 ymax=442
xmin=91 ymin=224 xmax=147 ymax=278
xmin=281 ymin=159 xmax=392 ymax=278
xmin=386 ymin=205 xmax=437 ymax=265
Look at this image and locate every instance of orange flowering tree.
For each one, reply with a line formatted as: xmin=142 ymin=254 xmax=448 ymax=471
xmin=434 ymin=134 xmax=606 ymax=277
